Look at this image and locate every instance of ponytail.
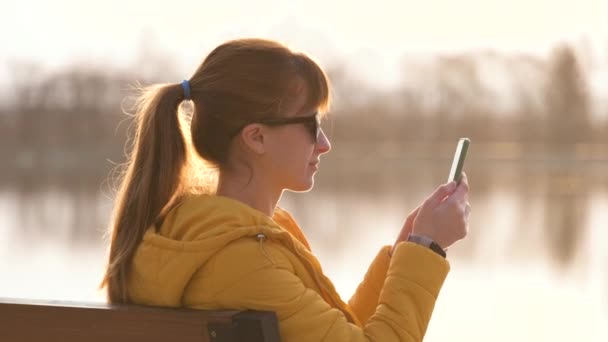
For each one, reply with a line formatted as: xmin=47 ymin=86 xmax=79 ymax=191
xmin=100 ymin=82 xmax=189 ymax=303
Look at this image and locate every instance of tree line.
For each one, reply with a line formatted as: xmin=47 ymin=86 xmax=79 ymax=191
xmin=0 ymin=43 xmax=605 ymax=179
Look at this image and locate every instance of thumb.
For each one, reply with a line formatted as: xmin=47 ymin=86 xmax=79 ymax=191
xmin=403 ymin=206 xmax=421 ymax=233
xmin=421 ymin=181 xmax=458 ymax=210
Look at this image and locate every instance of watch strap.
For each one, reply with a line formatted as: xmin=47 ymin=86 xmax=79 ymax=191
xmin=407 ymin=233 xmax=447 ymax=258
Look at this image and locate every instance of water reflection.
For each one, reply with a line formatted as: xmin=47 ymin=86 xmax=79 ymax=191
xmin=1 ymin=157 xmax=607 ymax=339
xmin=4 ymin=173 xmax=109 ymax=245
xmin=2 ymin=157 xmax=607 ymax=267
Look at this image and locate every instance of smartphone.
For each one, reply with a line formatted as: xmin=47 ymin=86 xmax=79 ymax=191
xmin=447 ymin=138 xmax=470 ymax=184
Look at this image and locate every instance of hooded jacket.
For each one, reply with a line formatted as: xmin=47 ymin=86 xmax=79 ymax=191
xmin=128 ymin=194 xmax=450 ymax=341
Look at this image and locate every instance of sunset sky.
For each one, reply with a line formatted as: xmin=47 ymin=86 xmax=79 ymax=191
xmin=2 ymin=0 xmax=607 ymax=91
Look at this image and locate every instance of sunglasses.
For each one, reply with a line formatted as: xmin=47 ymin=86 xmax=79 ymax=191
xmin=233 ymin=113 xmax=321 ymax=143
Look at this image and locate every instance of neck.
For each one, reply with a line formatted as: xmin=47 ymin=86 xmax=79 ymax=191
xmin=216 ymin=169 xmax=282 ymax=217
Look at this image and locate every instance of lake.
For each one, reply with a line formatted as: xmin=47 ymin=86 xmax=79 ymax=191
xmin=1 ymin=151 xmax=607 ymax=341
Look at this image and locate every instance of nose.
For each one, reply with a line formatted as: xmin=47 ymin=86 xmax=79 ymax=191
xmin=315 ymin=128 xmax=331 ymax=154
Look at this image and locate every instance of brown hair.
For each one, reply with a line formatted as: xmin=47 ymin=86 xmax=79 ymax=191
xmin=100 ymin=38 xmax=331 ymax=303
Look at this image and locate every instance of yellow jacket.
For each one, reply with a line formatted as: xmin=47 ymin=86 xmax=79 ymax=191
xmin=128 ymin=194 xmax=450 ymax=341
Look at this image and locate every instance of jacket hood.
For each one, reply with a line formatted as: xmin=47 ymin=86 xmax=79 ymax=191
xmin=128 ymin=194 xmax=315 ymax=307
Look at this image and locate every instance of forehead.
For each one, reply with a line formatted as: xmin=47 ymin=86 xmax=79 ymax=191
xmin=283 ymin=78 xmax=316 ymax=117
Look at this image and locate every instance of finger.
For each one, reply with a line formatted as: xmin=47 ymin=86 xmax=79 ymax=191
xmin=451 ymin=176 xmax=470 ymax=201
xmin=421 ymin=181 xmax=458 ymax=210
xmin=407 ymin=205 xmax=421 ymax=220
xmin=404 ymin=206 xmax=421 ymax=231
xmin=459 ymin=172 xmax=470 ymax=191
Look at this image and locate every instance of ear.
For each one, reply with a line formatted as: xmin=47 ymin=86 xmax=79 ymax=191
xmin=239 ymin=123 xmax=266 ymax=155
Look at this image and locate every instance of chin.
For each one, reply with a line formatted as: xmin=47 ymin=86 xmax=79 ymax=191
xmin=287 ymin=177 xmax=315 ymax=193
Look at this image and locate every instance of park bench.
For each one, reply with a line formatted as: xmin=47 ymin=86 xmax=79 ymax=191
xmin=0 ymin=297 xmax=281 ymax=342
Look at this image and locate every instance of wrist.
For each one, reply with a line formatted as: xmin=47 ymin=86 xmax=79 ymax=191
xmin=407 ymin=233 xmax=447 ymax=258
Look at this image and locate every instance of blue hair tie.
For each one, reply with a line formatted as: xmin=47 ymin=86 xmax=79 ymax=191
xmin=181 ymin=80 xmax=191 ymax=100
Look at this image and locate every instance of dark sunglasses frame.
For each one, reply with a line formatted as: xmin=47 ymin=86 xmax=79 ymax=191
xmin=232 ymin=113 xmax=321 ymax=143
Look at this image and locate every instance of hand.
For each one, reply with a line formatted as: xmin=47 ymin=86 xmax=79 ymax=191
xmin=390 ymin=205 xmax=421 ymax=256
xmin=412 ymin=172 xmax=471 ymax=249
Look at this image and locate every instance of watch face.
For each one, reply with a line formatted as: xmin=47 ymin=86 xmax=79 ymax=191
xmin=407 ymin=234 xmax=447 ymax=258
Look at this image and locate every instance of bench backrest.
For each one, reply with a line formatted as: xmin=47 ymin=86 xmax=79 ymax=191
xmin=0 ymin=297 xmax=281 ymax=342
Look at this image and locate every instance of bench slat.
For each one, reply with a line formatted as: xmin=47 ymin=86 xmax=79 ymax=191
xmin=0 ymin=298 xmax=281 ymax=342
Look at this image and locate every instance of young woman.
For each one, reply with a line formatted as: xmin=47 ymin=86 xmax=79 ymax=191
xmin=100 ymin=38 xmax=470 ymax=341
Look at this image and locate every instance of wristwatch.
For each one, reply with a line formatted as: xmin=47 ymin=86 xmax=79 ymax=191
xmin=407 ymin=233 xmax=447 ymax=258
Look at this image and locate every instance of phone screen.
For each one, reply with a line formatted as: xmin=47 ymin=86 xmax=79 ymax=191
xmin=448 ymin=138 xmax=470 ymax=184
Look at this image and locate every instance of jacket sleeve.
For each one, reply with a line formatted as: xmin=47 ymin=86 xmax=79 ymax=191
xmin=183 ymin=239 xmax=450 ymax=342
xmin=348 ymin=245 xmax=392 ymax=325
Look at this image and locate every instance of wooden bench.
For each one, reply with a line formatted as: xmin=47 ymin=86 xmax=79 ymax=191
xmin=0 ymin=297 xmax=281 ymax=342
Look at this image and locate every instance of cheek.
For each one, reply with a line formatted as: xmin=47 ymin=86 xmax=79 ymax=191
xmin=268 ymin=137 xmax=312 ymax=171
xmin=282 ymin=144 xmax=312 ymax=169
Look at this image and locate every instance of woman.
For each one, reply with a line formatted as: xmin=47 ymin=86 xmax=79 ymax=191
xmin=100 ymin=38 xmax=470 ymax=341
